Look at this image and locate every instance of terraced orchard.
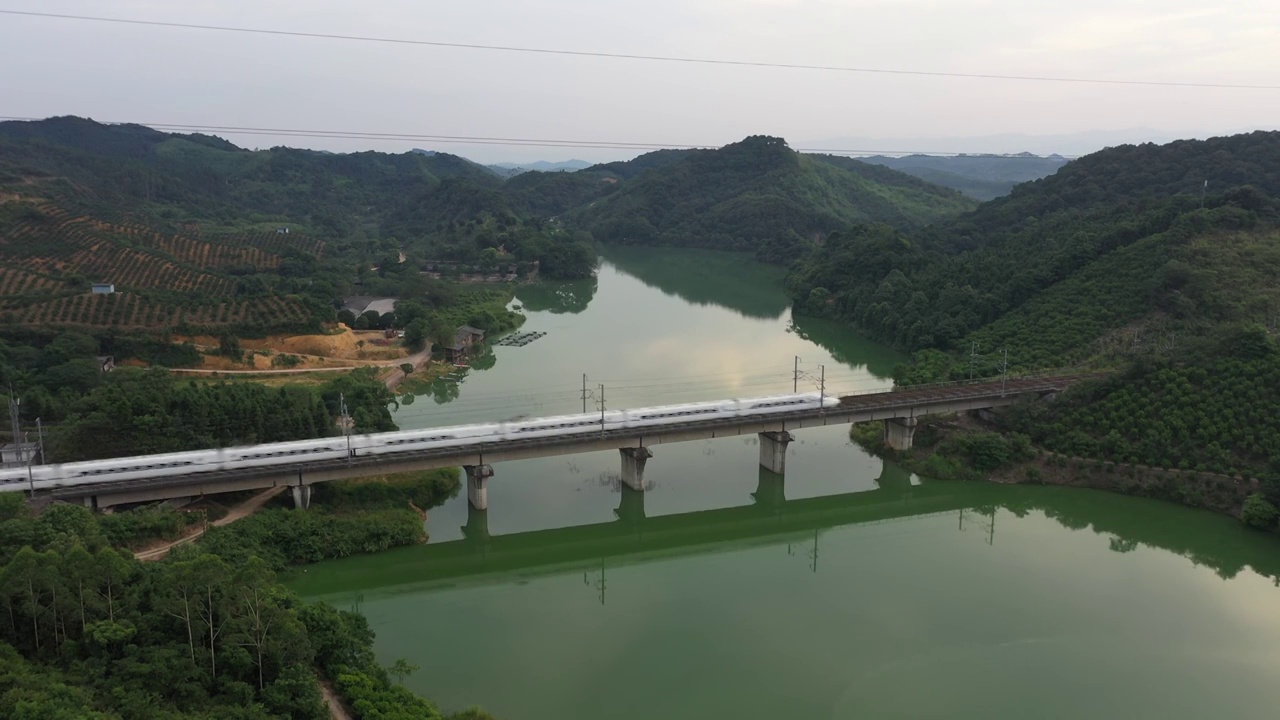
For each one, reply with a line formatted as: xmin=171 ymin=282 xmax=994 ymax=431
xmin=1 ymin=293 xmax=315 ymax=329
xmin=0 ymin=199 xmax=327 ymax=332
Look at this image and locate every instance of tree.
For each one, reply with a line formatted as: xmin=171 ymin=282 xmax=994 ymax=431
xmin=354 ymin=315 xmax=371 ymax=330
xmin=229 ymin=557 xmax=284 ymax=690
xmin=219 ymin=334 xmax=243 ymax=362
xmin=403 ymin=319 xmax=429 ymax=352
xmin=400 ymin=363 xmax=414 ymax=375
xmin=94 ymin=547 xmax=131 ymax=624
xmin=1 ymin=547 xmax=47 ymax=651
xmin=337 ymin=309 xmax=357 ymax=327
xmin=1242 ymin=493 xmax=1278 ymax=530
xmin=389 ymin=657 xmax=419 ymax=686
xmin=63 ymin=544 xmax=97 ymax=635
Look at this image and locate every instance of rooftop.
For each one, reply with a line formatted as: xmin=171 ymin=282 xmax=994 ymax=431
xmin=342 ymin=296 xmax=398 ymax=317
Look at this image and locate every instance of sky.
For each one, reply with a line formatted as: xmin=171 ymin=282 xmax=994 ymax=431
xmin=1 ymin=0 xmax=1277 ymax=163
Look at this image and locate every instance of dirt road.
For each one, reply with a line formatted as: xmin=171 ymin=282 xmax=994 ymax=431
xmin=320 ymin=680 xmax=354 ymax=720
xmin=168 ymin=346 xmax=434 ymax=384
xmin=134 ymin=486 xmax=288 ymax=561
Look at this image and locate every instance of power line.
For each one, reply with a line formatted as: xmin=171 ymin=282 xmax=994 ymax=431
xmin=2 ymin=9 xmax=1276 ymax=91
xmin=0 ymin=116 xmax=1082 ymax=158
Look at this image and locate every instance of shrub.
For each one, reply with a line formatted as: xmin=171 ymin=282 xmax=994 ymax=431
xmin=1242 ymin=493 xmax=1279 ymax=530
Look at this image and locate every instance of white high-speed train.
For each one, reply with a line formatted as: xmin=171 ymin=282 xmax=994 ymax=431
xmin=0 ymin=393 xmax=837 ymax=491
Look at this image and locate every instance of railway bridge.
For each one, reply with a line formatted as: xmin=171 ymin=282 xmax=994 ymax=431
xmin=21 ymin=374 xmax=1096 ymax=511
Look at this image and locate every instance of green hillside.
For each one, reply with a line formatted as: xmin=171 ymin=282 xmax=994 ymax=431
xmin=788 ymin=132 xmax=1280 ymax=355
xmin=570 ymin=136 xmax=976 ymax=261
xmin=786 ymin=130 xmax=1280 ymax=491
xmin=0 ymin=117 xmax=500 ymax=238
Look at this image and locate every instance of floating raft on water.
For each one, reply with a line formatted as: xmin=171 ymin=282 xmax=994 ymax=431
xmin=494 ymin=331 xmax=547 ymax=347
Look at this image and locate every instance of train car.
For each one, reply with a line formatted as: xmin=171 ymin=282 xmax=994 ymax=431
xmin=735 ymin=392 xmax=835 ymax=416
xmin=355 ymin=423 xmax=502 ymax=457
xmin=0 ymin=464 xmax=53 ymax=486
xmin=503 ymin=411 xmax=626 ymax=440
xmin=622 ymin=400 xmax=737 ymax=429
xmin=53 ymin=448 xmax=224 ymax=486
xmin=222 ymin=438 xmax=349 ymax=468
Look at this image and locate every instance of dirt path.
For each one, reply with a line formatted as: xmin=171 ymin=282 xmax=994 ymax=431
xmin=169 ymin=346 xmax=434 ymax=379
xmin=171 ymin=366 xmax=361 ymax=376
xmin=320 ymin=679 xmax=354 ymax=720
xmin=134 ymin=486 xmax=288 ymax=561
xmin=382 ymin=346 xmax=435 ymax=390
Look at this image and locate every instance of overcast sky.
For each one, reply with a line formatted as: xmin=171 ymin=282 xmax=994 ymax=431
xmin=1 ymin=0 xmax=1277 ymax=163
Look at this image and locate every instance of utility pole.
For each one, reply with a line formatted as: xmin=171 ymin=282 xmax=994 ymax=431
xmin=793 ymin=356 xmax=800 ymax=393
xmin=969 ymin=342 xmax=979 ymax=381
xmin=35 ymin=418 xmax=44 ymax=466
xmin=339 ymin=392 xmax=352 ymax=459
xmin=818 ymin=364 xmax=826 ymax=409
xmin=9 ymin=392 xmax=31 ymax=498
xmin=581 ymin=373 xmax=588 ymax=414
xmin=598 ymin=384 xmax=606 ymax=435
xmin=7 ymin=391 xmax=23 ymax=467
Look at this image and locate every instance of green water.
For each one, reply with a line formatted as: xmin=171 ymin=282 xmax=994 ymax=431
xmin=293 ymin=248 xmax=1280 ymax=719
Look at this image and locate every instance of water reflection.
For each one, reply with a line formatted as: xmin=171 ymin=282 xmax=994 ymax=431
xmin=290 ymin=471 xmax=1280 ymax=600
xmin=599 ymin=245 xmax=791 ymax=319
xmin=514 ymin=276 xmax=598 ymax=315
xmin=790 ymin=314 xmax=901 ymax=379
xmin=414 ymin=345 xmax=499 ymax=406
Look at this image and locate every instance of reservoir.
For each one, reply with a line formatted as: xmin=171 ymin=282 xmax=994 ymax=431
xmin=291 ymin=247 xmax=1280 ymax=719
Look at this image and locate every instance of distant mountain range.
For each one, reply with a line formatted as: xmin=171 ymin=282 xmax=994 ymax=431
xmin=801 ymin=129 xmax=1185 ymax=157
xmin=487 ymin=160 xmax=592 ymax=176
xmin=858 ymin=154 xmax=1070 ymax=200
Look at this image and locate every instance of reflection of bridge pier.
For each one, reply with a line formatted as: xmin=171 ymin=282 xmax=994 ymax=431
xmin=614 ymin=485 xmax=646 ymax=526
xmin=752 ymin=468 xmax=787 ymax=511
xmin=462 ymin=502 xmax=491 ymax=551
xmin=874 ymin=461 xmax=913 ymax=495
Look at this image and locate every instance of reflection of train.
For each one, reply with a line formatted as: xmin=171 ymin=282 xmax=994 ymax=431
xmin=0 ymin=393 xmax=837 ymax=491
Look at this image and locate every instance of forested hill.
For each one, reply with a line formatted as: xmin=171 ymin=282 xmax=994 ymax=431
xmin=0 ymin=116 xmax=499 ymax=238
xmin=567 ymin=136 xmax=976 ymax=261
xmin=787 ymin=131 xmax=1280 ymax=368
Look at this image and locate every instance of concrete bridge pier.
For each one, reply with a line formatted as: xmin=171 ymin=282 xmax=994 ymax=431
xmin=465 ymin=464 xmax=494 ymax=510
xmin=752 ymin=467 xmax=786 ymax=511
xmin=884 ymin=417 xmax=918 ymax=452
xmin=619 ymin=447 xmax=653 ymax=491
xmin=758 ymin=431 xmax=795 ymax=474
xmin=290 ymin=485 xmax=312 ymax=509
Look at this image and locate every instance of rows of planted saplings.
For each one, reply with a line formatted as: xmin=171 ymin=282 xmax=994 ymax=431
xmin=217 ymin=229 xmax=327 ymax=259
xmin=5 ymin=205 xmax=236 ymax=293
xmin=11 ymin=292 xmax=179 ymax=327
xmin=0 ymin=212 xmax=100 ymax=273
xmin=64 ymin=242 xmax=234 ymax=294
xmin=80 ymin=218 xmax=283 ymax=271
xmin=0 ymin=267 xmax=58 ymax=296
xmin=5 ymin=293 xmax=318 ymax=329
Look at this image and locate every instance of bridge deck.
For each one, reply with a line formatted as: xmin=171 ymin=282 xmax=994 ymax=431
xmin=18 ymin=373 xmax=1100 ymax=507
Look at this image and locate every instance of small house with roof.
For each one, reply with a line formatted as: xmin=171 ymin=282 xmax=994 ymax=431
xmin=91 ymin=283 xmax=115 ymax=295
xmin=444 ymin=325 xmax=486 ymax=363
